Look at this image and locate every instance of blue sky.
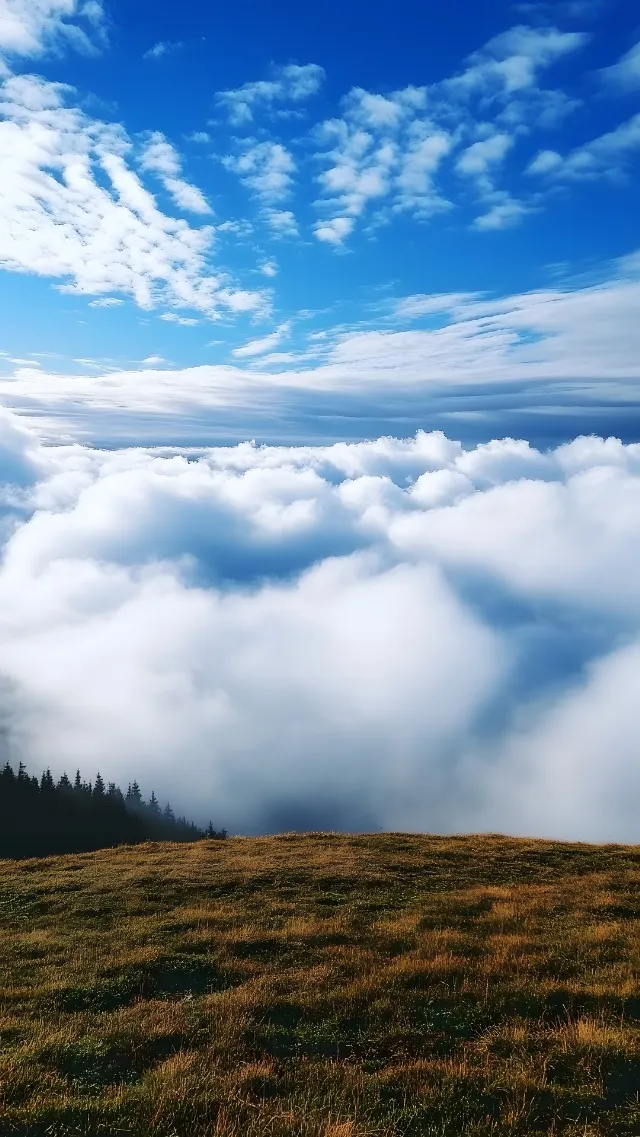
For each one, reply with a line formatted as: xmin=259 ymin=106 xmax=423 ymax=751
xmin=0 ymin=0 xmax=639 ymax=446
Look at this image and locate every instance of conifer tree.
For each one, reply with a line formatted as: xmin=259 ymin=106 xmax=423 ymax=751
xmin=0 ymin=762 xmax=222 ymax=859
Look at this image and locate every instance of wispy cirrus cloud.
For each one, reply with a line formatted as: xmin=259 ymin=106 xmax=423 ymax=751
xmin=1 ymin=252 xmax=638 ymax=447
xmin=159 ymin=313 xmax=199 ymax=326
xmin=143 ymin=40 xmax=184 ymax=61
xmin=231 ymin=321 xmax=290 ymax=358
xmin=89 ymin=296 xmax=124 ymax=308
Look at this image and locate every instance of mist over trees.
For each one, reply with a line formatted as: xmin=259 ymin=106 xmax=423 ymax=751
xmin=0 ymin=763 xmax=226 ymax=859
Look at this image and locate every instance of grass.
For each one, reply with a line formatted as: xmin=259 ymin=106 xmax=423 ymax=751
xmin=0 ymin=832 xmax=639 ymax=1135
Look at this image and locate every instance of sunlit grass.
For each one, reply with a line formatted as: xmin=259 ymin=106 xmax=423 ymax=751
xmin=1 ymin=833 xmax=639 ymax=1134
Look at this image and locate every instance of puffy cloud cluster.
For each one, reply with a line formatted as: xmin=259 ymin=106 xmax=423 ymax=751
xmin=1 ymin=405 xmax=640 ymax=841
xmin=222 ymin=140 xmax=296 ymax=203
xmin=216 ymin=63 xmax=325 ymax=126
xmin=311 ymin=25 xmax=587 ymax=243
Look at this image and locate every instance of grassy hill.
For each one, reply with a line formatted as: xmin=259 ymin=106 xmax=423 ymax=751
xmin=1 ymin=833 xmax=639 ymax=1136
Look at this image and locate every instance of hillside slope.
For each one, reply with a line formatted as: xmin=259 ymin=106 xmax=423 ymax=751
xmin=1 ymin=833 xmax=639 ymax=1135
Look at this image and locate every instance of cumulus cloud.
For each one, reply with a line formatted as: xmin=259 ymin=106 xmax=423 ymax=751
xmin=313 ymin=215 xmax=354 ymax=245
xmin=1 ymin=405 xmax=640 ymax=841
xmin=216 ymin=62 xmax=325 ymax=125
xmin=0 ymin=73 xmax=265 ymax=315
xmin=263 ymin=208 xmax=299 ymax=237
xmin=222 ymin=139 xmax=296 ymax=202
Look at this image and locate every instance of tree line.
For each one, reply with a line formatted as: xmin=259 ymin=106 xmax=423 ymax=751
xmin=0 ymin=762 xmax=226 ymax=859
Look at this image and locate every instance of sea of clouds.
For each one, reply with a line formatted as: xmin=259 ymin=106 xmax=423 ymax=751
xmin=1 ymin=404 xmax=639 ymax=840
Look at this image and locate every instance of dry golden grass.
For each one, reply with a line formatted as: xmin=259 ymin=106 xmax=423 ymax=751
xmin=0 ymin=832 xmax=639 ymax=1135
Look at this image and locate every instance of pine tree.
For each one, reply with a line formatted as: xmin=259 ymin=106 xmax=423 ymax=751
xmin=0 ymin=761 xmax=214 ymax=858
xmin=40 ymin=769 xmax=55 ymax=793
xmin=127 ymin=781 xmax=142 ymax=805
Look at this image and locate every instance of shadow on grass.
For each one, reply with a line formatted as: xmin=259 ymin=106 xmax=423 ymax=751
xmin=50 ymin=954 xmax=240 ymax=1013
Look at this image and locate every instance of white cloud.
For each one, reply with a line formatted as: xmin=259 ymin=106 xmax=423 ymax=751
xmin=313 ymin=216 xmax=354 ymax=245
xmin=1 ymin=255 xmax=638 ymax=447
xmin=310 ymin=25 xmax=590 ymax=241
xmin=0 ymin=74 xmax=265 ymax=317
xmin=89 ymin=296 xmax=124 ymax=308
xmin=391 ymin=292 xmax=478 ymax=320
xmin=222 ymin=139 xmax=296 ymax=202
xmin=141 ymin=355 xmax=165 ymax=366
xmin=526 ymin=148 xmax=562 ymax=175
xmin=527 ymin=113 xmax=640 ymax=180
xmin=0 ymin=0 xmax=106 ymax=59
xmin=447 ymin=25 xmax=588 ymax=97
xmin=231 ymin=322 xmax=290 ymax=358
xmin=2 ymin=406 xmax=640 ymax=840
xmin=216 ymin=62 xmax=325 ymax=125
xmin=143 ymin=40 xmax=184 ymax=61
xmin=394 ymin=130 xmax=452 ymax=215
xmin=456 ymin=132 xmax=514 ymax=179
xmin=263 ymin=208 xmax=299 ymax=238
xmin=139 ymin=131 xmax=212 ymax=214
xmin=600 ymin=40 xmax=640 ymax=92
xmin=259 ymin=259 xmax=278 ymax=277
xmin=219 ymin=288 xmax=271 ymax=315
xmin=473 ymin=195 xmax=532 ymax=230
xmin=159 ymin=313 xmax=199 ymax=326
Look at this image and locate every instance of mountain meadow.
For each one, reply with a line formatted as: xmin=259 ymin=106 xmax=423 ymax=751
xmin=1 ymin=833 xmax=639 ymax=1136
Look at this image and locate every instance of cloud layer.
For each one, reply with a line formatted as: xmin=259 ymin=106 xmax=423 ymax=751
xmin=1 ymin=405 xmax=639 ymax=840
xmin=1 ymin=260 xmax=638 ymax=447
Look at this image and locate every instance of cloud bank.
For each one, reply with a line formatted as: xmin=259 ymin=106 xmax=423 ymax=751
xmin=1 ymin=405 xmax=639 ymax=841
xmin=1 ymin=259 xmax=638 ymax=448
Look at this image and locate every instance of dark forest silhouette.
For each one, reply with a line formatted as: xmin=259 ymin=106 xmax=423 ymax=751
xmin=0 ymin=763 xmax=226 ymax=858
